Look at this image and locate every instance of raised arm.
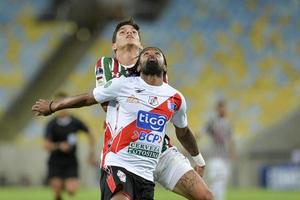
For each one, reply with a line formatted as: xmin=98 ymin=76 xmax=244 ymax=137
xmin=32 ymin=92 xmax=97 ymax=116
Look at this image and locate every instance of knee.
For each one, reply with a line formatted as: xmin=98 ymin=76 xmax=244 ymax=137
xmin=65 ymin=184 xmax=77 ymax=196
xmin=65 ymin=187 xmax=76 ymax=196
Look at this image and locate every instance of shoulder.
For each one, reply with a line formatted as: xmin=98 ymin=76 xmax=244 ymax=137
xmin=165 ymin=84 xmax=185 ymax=100
xmin=163 ymin=84 xmax=186 ymax=111
xmin=95 ymin=56 xmax=114 ymax=69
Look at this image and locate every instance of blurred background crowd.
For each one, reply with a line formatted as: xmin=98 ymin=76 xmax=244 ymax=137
xmin=0 ymin=0 xmax=299 ymax=193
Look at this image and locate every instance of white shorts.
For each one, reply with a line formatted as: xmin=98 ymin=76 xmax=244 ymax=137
xmin=154 ymin=146 xmax=193 ymax=190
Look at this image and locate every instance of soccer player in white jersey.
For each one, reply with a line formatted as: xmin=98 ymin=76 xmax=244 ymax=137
xmin=95 ymin=19 xmax=211 ymax=200
xmin=32 ymin=47 xmax=213 ymax=200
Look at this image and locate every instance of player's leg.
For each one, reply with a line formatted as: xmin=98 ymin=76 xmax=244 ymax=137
xmin=65 ymin=178 xmax=79 ymax=196
xmin=49 ymin=177 xmax=64 ymax=200
xmin=154 ymin=147 xmax=213 ymax=200
xmin=100 ymin=166 xmax=134 ymax=200
xmin=64 ymin=161 xmax=79 ymax=196
xmin=207 ymin=158 xmax=230 ymax=200
xmin=173 ymin=170 xmax=213 ymax=200
xmin=48 ymin=163 xmax=64 ymax=200
xmin=111 ymin=191 xmax=131 ymax=200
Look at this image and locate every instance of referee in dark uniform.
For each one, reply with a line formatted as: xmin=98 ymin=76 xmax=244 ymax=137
xmin=43 ymin=92 xmax=96 ymax=200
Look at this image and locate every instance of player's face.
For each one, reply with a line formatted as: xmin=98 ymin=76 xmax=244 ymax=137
xmin=218 ymin=104 xmax=226 ymax=117
xmin=139 ymin=48 xmax=166 ymax=76
xmin=112 ymin=25 xmax=142 ymax=51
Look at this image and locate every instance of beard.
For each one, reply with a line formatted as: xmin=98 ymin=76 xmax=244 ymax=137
xmin=141 ymin=60 xmax=163 ymax=76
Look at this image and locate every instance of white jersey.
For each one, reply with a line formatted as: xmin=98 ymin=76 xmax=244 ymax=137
xmin=93 ymin=76 xmax=188 ymax=182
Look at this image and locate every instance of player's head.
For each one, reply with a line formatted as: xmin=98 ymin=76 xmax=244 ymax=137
xmin=135 ymin=47 xmax=167 ymax=77
xmin=112 ymin=18 xmax=142 ymax=52
xmin=216 ymin=100 xmax=226 ymax=117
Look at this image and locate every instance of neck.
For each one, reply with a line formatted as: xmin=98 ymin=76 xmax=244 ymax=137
xmin=115 ymin=44 xmax=140 ymax=66
xmin=141 ymin=73 xmax=164 ymax=86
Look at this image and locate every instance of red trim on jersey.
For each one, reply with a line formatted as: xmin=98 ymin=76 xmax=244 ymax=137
xmin=113 ymin=58 xmax=119 ymax=77
xmin=95 ymin=57 xmax=103 ymax=69
xmin=109 ymin=94 xmax=181 ymax=153
xmin=172 ymin=93 xmax=182 ymax=112
xmin=106 ymin=171 xmax=116 ymax=193
xmin=101 ymin=123 xmax=113 ymax=168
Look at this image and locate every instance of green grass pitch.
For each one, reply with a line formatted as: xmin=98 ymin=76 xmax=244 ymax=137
xmin=0 ymin=186 xmax=299 ymax=200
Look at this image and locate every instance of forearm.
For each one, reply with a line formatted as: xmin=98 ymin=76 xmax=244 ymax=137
xmin=176 ymin=127 xmax=199 ymax=156
xmin=52 ymin=93 xmax=97 ymax=112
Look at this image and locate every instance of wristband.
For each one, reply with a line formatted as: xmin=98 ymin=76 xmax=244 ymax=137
xmin=49 ymin=101 xmax=54 ymax=113
xmin=192 ymin=153 xmax=206 ymax=167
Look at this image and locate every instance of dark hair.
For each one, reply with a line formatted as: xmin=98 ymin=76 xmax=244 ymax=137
xmin=112 ymin=18 xmax=140 ymax=43
xmin=129 ymin=47 xmax=167 ymax=76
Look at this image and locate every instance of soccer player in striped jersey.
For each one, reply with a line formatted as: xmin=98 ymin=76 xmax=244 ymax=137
xmin=32 ymin=47 xmax=212 ymax=200
xmin=94 ymin=19 xmax=212 ymax=200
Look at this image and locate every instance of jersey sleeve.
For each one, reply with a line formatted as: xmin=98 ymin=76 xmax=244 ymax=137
xmin=95 ymin=57 xmax=114 ymax=87
xmin=93 ymin=76 xmax=124 ymax=103
xmin=171 ymin=93 xmax=188 ymax=128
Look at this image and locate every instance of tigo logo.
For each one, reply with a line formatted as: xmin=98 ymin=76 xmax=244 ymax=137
xmin=137 ymin=111 xmax=167 ymax=132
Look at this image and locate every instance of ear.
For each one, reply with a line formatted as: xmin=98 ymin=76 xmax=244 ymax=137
xmin=163 ymin=65 xmax=167 ymax=73
xmin=137 ymin=65 xmax=141 ymax=72
xmin=112 ymin=43 xmax=117 ymax=51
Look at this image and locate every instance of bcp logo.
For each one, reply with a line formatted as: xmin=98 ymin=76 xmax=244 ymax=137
xmin=137 ymin=111 xmax=167 ymax=132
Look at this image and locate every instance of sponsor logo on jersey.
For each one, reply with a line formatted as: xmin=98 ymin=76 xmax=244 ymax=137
xmin=137 ymin=111 xmax=167 ymax=132
xmin=148 ymin=96 xmax=159 ymax=106
xmin=117 ymin=170 xmax=126 ymax=182
xmin=134 ymin=88 xmax=145 ymax=93
xmin=131 ymin=131 xmax=162 ymax=143
xmin=128 ymin=142 xmax=160 ymax=159
xmin=167 ymin=100 xmax=177 ymax=112
xmin=96 ymin=67 xmax=103 ymax=76
xmin=127 ymin=95 xmax=139 ymax=104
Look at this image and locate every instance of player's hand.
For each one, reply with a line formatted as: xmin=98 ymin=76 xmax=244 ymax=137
xmin=31 ymin=99 xmax=52 ymax=116
xmin=194 ymin=165 xmax=205 ymax=177
xmin=59 ymin=142 xmax=71 ymax=152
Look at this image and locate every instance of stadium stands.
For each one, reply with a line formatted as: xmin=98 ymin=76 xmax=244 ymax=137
xmin=1 ymin=0 xmax=300 ymax=140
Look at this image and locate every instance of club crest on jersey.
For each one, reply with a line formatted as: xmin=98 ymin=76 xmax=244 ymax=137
xmin=137 ymin=111 xmax=167 ymax=132
xmin=117 ymin=170 xmax=126 ymax=182
xmin=167 ymin=100 xmax=177 ymax=112
xmin=148 ymin=96 xmax=158 ymax=106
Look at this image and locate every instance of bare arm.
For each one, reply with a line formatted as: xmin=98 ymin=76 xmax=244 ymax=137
xmin=175 ymin=125 xmax=199 ymax=156
xmin=32 ymin=92 xmax=97 ymax=116
xmin=175 ymin=125 xmax=206 ymax=176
